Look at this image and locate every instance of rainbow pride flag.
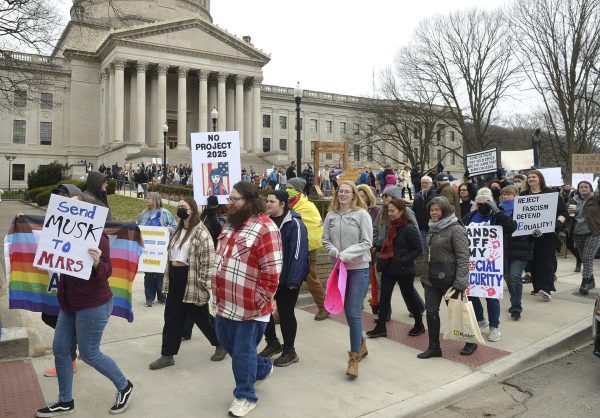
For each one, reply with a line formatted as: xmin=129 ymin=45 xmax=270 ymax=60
xmin=4 ymin=215 xmax=144 ymax=322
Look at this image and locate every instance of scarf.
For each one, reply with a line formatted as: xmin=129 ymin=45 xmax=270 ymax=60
xmin=428 ymin=213 xmax=458 ymax=233
xmin=499 ymin=199 xmax=515 ymax=217
xmin=379 ymin=215 xmax=406 ymax=260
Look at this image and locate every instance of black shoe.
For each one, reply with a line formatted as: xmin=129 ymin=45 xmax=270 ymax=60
xmin=522 ymin=274 xmax=532 ymax=284
xmin=417 ymin=346 xmax=442 ymax=359
xmin=109 ymin=380 xmax=133 ymax=415
xmin=579 ymin=278 xmax=591 ymax=296
xmin=366 ymin=321 xmax=387 ymax=338
xmin=211 ymin=346 xmax=227 ymax=361
xmin=273 ymin=350 xmax=299 ymax=367
xmin=36 ymin=400 xmax=75 ymax=417
xmin=408 ymin=324 xmax=426 ymax=337
xmin=511 ymin=311 xmax=521 ymax=320
xmin=530 ymin=290 xmax=538 ymax=295
xmin=574 ymin=262 xmax=582 ymax=273
xmin=460 ymin=343 xmax=478 ymax=356
xmin=258 ymin=341 xmax=282 ymax=358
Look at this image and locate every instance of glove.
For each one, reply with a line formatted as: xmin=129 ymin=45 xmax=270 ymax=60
xmin=207 ymin=195 xmax=219 ymax=209
xmin=555 ymin=220 xmax=564 ymax=233
xmin=328 ymin=248 xmax=339 ymax=259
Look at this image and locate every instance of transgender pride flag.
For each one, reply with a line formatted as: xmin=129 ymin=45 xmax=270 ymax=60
xmin=4 ymin=215 xmax=144 ymax=322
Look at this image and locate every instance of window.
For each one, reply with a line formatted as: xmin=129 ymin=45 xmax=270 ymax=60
xmin=12 ymin=164 xmax=25 ymax=181
xmin=436 ymin=130 xmax=441 ymax=142
xmin=14 ymin=90 xmax=27 ymax=107
xmin=340 ymin=122 xmax=346 ymax=134
xmin=279 ymin=116 xmax=287 ymax=129
xmin=353 ymin=145 xmax=360 ymax=161
xmin=413 ymin=127 xmax=420 ymax=139
xmin=40 ymin=122 xmax=52 ymax=145
xmin=325 ymin=120 xmax=332 ymax=133
xmin=326 ymin=153 xmax=332 ymax=160
xmin=451 ymin=152 xmax=456 ymax=165
xmin=353 ymin=123 xmax=360 ymax=135
xmin=41 ymin=93 xmax=53 ymax=110
xmin=437 ymin=149 xmax=442 ymax=162
xmin=279 ymin=138 xmax=287 ymax=151
xmin=13 ymin=120 xmax=26 ymax=144
xmin=262 ymin=115 xmax=271 ymax=128
xmin=262 ymin=137 xmax=271 ymax=152
xmin=450 ymin=131 xmax=455 ymax=142
xmin=367 ymin=145 xmax=373 ymax=162
xmin=310 ymin=119 xmax=318 ymax=133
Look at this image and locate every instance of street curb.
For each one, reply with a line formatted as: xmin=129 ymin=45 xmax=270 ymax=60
xmin=362 ymin=317 xmax=592 ymax=417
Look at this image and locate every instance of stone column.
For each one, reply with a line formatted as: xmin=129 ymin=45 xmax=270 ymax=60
xmin=252 ymin=77 xmax=262 ymax=152
xmin=114 ymin=59 xmax=125 ymax=143
xmin=136 ymin=61 xmax=147 ymax=145
xmin=177 ymin=66 xmax=189 ymax=150
xmin=100 ymin=71 xmax=107 ymax=146
xmin=198 ymin=69 xmax=208 ymax=132
xmin=217 ymin=72 xmax=227 ymax=131
xmin=226 ymin=81 xmax=235 ymax=131
xmin=157 ymin=64 xmax=168 ymax=143
xmin=243 ymin=81 xmax=252 ymax=151
xmin=129 ymin=70 xmax=137 ymax=143
xmin=235 ymin=75 xmax=245 ymax=148
xmin=108 ymin=66 xmax=115 ymax=143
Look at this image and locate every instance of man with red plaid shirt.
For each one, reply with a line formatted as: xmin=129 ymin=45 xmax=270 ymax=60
xmin=213 ymin=181 xmax=283 ymax=417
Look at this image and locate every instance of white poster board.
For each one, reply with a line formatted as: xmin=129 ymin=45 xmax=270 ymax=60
xmin=512 ymin=192 xmax=558 ymax=237
xmin=572 ymin=173 xmax=594 ymax=187
xmin=501 ymin=149 xmax=534 ymax=170
xmin=538 ymin=167 xmax=564 ymax=187
xmin=138 ymin=226 xmax=169 ymax=273
xmin=466 ymin=148 xmax=497 ymax=176
xmin=191 ymin=131 xmax=242 ymax=206
xmin=34 ymin=194 xmax=109 ymax=280
xmin=465 ymin=226 xmax=504 ymax=299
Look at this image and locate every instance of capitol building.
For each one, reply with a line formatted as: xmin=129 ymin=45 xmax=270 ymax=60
xmin=0 ymin=0 xmax=462 ymax=189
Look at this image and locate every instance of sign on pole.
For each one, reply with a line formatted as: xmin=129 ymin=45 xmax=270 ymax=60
xmin=466 ymin=148 xmax=497 ymax=176
xmin=138 ymin=226 xmax=169 ymax=273
xmin=466 ymin=225 xmax=504 ymax=299
xmin=34 ymin=194 xmax=109 ymax=280
xmin=191 ymin=131 xmax=242 ymax=206
xmin=501 ymin=149 xmax=534 ymax=171
xmin=572 ymin=154 xmax=600 ymax=173
xmin=572 ymin=173 xmax=594 ymax=187
xmin=512 ymin=192 xmax=558 ymax=237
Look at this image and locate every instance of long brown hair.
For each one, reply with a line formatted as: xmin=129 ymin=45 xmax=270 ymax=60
xmin=522 ymin=169 xmax=547 ymax=192
xmin=172 ymin=196 xmax=200 ymax=248
xmin=388 ymin=199 xmax=416 ymax=225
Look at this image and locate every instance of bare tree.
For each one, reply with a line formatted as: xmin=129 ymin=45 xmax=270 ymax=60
xmin=401 ymin=8 xmax=519 ymax=155
xmin=509 ymin=0 xmax=600 ymax=178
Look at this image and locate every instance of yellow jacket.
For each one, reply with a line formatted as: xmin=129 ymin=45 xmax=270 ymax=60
xmin=291 ymin=195 xmax=323 ymax=251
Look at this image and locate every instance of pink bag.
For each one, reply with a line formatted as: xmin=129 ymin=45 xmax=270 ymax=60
xmin=324 ymin=259 xmax=348 ymax=314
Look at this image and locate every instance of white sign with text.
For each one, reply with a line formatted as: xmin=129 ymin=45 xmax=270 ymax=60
xmin=467 ymin=148 xmax=497 ymax=176
xmin=512 ymin=192 xmax=558 ymax=237
xmin=138 ymin=226 xmax=169 ymax=273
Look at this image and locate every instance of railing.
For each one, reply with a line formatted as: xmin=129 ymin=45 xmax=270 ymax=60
xmin=0 ymin=191 xmax=26 ymax=201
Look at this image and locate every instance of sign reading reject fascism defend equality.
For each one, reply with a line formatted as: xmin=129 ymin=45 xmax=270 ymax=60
xmin=512 ymin=192 xmax=558 ymax=237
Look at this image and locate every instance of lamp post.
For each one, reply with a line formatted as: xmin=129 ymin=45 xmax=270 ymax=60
xmin=294 ymin=81 xmax=303 ymax=169
xmin=211 ymin=106 xmax=219 ymax=132
xmin=5 ymin=155 xmax=16 ymax=191
xmin=162 ymin=123 xmax=169 ymax=184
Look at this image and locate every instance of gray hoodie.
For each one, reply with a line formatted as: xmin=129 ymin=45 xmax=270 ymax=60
xmin=322 ymin=208 xmax=373 ymax=270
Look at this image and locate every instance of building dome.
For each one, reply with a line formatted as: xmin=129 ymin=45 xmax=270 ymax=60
xmin=71 ymin=0 xmax=213 ymax=28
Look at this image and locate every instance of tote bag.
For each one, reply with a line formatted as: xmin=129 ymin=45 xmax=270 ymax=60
xmin=443 ymin=288 xmax=486 ymax=345
xmin=324 ymin=259 xmax=348 ymax=315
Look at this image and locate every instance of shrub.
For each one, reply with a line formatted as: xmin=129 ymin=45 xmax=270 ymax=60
xmin=35 ymin=190 xmax=52 ymax=207
xmin=107 ymin=179 xmax=116 ymax=195
xmin=150 ymin=183 xmax=194 ymax=197
xmin=27 ymin=161 xmax=69 ymax=190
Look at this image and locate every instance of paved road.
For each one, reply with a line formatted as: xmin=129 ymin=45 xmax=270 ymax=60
xmin=427 ymin=343 xmax=599 ymax=417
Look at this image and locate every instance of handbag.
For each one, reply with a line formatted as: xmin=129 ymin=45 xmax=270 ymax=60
xmin=428 ymin=261 xmax=456 ymax=288
xmin=324 ymin=259 xmax=348 ymax=315
xmin=443 ymin=288 xmax=486 ymax=345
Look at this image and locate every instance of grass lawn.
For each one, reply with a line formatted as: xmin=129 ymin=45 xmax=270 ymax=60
xmin=108 ymin=194 xmax=178 ymax=222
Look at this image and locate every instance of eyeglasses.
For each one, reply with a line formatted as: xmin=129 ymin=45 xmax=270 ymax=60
xmin=227 ymin=196 xmax=244 ymax=203
xmin=338 ymin=190 xmax=353 ymax=195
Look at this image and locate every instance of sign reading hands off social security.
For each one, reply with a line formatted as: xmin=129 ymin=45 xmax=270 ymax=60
xmin=512 ymin=192 xmax=558 ymax=237
xmin=34 ymin=194 xmax=108 ymax=280
xmin=465 ymin=225 xmax=503 ymax=299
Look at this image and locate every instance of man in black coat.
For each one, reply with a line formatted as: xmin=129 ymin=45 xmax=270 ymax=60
xmin=286 ymin=161 xmax=297 ymax=180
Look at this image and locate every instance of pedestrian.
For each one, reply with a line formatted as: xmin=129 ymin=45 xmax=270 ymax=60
xmin=458 ymin=183 xmax=474 ymax=219
xmin=417 ymin=196 xmax=469 ymax=359
xmin=213 ymin=182 xmax=283 ymax=417
xmin=410 ymin=164 xmax=422 ymax=194
xmin=399 ymin=165 xmax=413 ymax=200
xmin=137 ymin=192 xmax=177 ymax=307
xmin=319 ymin=165 xmax=331 ymax=195
xmin=302 ymin=163 xmax=314 ymax=194
xmin=259 ymin=190 xmax=309 ymax=367
xmin=412 ymin=176 xmax=436 ymax=252
xmin=367 ymin=199 xmax=425 ymax=339
xmin=36 ymin=193 xmax=133 ymax=417
xmin=357 ymin=184 xmax=381 ymax=316
xmin=435 ymin=172 xmax=461 ymax=216
xmin=85 ymin=171 xmax=112 ymax=220
xmin=286 ymin=161 xmax=297 ymax=180
xmin=322 ymin=181 xmax=373 ymax=378
xmin=149 ymin=197 xmax=226 ymax=370
xmin=286 ymin=177 xmax=329 ymax=321
xmin=572 ymin=181 xmax=600 ymax=295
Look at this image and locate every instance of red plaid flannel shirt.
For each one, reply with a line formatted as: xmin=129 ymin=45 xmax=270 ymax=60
xmin=213 ymin=214 xmax=283 ymax=321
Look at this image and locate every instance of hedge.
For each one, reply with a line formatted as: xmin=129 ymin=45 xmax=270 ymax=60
xmin=150 ymin=183 xmax=194 ymax=197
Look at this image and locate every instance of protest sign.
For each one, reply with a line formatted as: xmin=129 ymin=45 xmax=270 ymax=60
xmin=33 ymin=194 xmax=109 ymax=280
xmin=138 ymin=226 xmax=169 ymax=273
xmin=466 ymin=148 xmax=497 ymax=176
xmin=465 ymin=226 xmax=504 ymax=299
xmin=191 ymin=131 xmax=241 ymax=205
xmin=538 ymin=167 xmax=563 ymax=187
xmin=572 ymin=173 xmax=594 ymax=188
xmin=512 ymin=192 xmax=558 ymax=237
xmin=572 ymin=154 xmax=600 ymax=173
xmin=501 ymin=149 xmax=534 ymax=170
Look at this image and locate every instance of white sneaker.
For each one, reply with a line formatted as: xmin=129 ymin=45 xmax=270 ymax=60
xmin=488 ymin=327 xmax=501 ymax=342
xmin=478 ymin=320 xmax=489 ymax=330
xmin=228 ymin=398 xmax=256 ymax=417
xmin=538 ymin=290 xmax=552 ymax=301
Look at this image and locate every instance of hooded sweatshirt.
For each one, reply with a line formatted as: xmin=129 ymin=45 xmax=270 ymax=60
xmin=322 ymin=207 xmax=373 ymax=270
xmin=85 ymin=172 xmax=112 ymax=221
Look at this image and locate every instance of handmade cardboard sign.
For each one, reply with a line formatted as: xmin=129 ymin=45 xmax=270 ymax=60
xmin=512 ymin=192 xmax=558 ymax=237
xmin=465 ymin=226 xmax=504 ymax=299
xmin=467 ymin=148 xmax=497 ymax=176
xmin=138 ymin=226 xmax=169 ymax=273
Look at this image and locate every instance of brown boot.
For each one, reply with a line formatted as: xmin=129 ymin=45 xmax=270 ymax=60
xmin=346 ymin=352 xmax=361 ymax=378
xmin=359 ymin=339 xmax=368 ymax=359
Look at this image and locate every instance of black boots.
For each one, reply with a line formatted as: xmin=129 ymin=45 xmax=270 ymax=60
xmin=366 ymin=320 xmax=387 ymax=338
xmin=580 ymin=277 xmax=591 ymax=295
xmin=417 ymin=312 xmax=442 ymax=359
xmin=460 ymin=343 xmax=478 ymax=356
xmin=408 ymin=314 xmax=426 ymax=336
xmin=574 ymin=261 xmax=582 ymax=272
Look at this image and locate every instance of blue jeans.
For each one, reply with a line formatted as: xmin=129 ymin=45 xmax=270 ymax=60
xmin=506 ymin=259 xmax=527 ymax=314
xmin=53 ymin=299 xmax=127 ymax=402
xmin=215 ymin=316 xmax=271 ymax=403
xmin=420 ymin=230 xmax=428 ymax=253
xmin=144 ymin=272 xmax=166 ymax=304
xmin=469 ymin=297 xmax=500 ymax=328
xmin=344 ymin=268 xmax=369 ymax=353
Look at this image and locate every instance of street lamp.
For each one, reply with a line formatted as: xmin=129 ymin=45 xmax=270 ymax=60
xmin=211 ymin=106 xmax=219 ymax=132
xmin=294 ymin=81 xmax=303 ymax=170
xmin=162 ymin=123 xmax=169 ymax=184
xmin=5 ymin=155 xmax=16 ymax=191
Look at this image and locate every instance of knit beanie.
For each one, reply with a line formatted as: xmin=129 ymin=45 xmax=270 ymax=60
xmin=383 ymin=185 xmax=403 ymax=200
xmin=287 ymin=177 xmax=306 ymax=192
